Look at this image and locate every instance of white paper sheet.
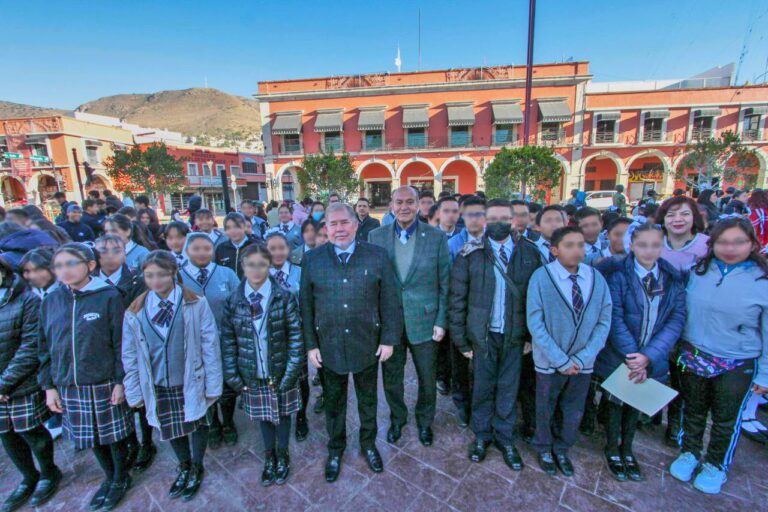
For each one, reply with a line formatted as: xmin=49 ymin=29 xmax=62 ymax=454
xmin=600 ymin=364 xmax=679 ymax=417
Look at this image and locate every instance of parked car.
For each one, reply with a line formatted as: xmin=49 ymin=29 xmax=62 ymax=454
xmin=583 ymin=190 xmax=617 ymax=211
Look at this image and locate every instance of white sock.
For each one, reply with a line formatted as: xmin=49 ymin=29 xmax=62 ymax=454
xmin=742 ymin=420 xmax=762 ymax=433
xmin=742 ymin=393 xmax=761 ymax=421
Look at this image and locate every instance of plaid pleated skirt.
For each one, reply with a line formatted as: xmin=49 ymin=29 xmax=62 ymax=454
xmin=59 ymin=381 xmax=133 ymax=450
xmin=242 ymin=381 xmax=301 ymax=424
xmin=0 ymin=391 xmax=50 ymax=434
xmin=155 ymin=385 xmax=211 ymax=441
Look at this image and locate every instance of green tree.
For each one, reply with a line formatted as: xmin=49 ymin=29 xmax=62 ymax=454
xmin=483 ymin=145 xmax=563 ymax=201
xmin=299 ymin=150 xmax=361 ymax=202
xmin=105 ymin=142 xmax=186 ymax=201
xmin=677 ymin=130 xmax=756 ymax=191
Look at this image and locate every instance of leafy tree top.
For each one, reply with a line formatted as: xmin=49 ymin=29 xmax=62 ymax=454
xmin=677 ymin=130 xmax=757 ymax=189
xmin=299 ymin=150 xmax=361 ymax=202
xmin=483 ymin=145 xmax=563 ymax=201
xmin=105 ymin=142 xmax=186 ymax=196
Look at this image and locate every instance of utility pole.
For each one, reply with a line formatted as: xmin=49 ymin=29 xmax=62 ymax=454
xmin=521 ymin=0 xmax=536 ymax=198
xmin=71 ymin=148 xmax=85 ymax=201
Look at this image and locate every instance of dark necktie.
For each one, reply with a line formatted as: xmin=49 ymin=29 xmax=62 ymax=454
xmin=282 ymin=224 xmax=290 ymax=233
xmin=197 ymin=267 xmax=208 ymax=285
xmin=643 ymin=272 xmax=663 ymax=298
xmin=248 ymin=291 xmax=263 ymax=320
xmin=105 ymin=277 xmax=114 ymax=286
xmin=544 ymin=242 xmax=556 ymax=262
xmin=175 ymin=252 xmax=185 ymax=264
xmin=499 ymin=246 xmax=509 ymax=267
xmin=152 ymin=299 xmax=174 ymax=327
xmin=569 ymin=274 xmax=584 ymax=317
xmin=275 ymin=270 xmax=289 ymax=288
xmin=338 ymin=252 xmax=350 ymax=265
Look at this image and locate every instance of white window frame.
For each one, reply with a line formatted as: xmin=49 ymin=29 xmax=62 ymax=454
xmin=592 ymin=116 xmax=620 ymax=145
xmin=215 ymin=163 xmax=226 ymax=176
xmin=230 ymin=165 xmax=241 ymax=176
xmin=538 ymin=121 xmax=564 ymax=145
xmin=280 ymin=133 xmax=303 ymax=154
xmin=738 ymin=108 xmax=766 ymax=142
xmin=84 ymin=144 xmax=100 ymax=166
xmin=405 ymin=127 xmax=428 ymax=149
xmin=491 ymin=124 xmax=518 ymax=147
xmin=638 ymin=113 xmax=668 ymax=144
xmin=362 ymin=129 xmax=385 ymax=151
xmin=322 ymin=131 xmax=344 ymax=152
xmin=187 ymin=162 xmax=199 ymax=176
xmin=448 ymin=126 xmax=473 ymax=148
xmin=687 ymin=109 xmax=719 ymax=142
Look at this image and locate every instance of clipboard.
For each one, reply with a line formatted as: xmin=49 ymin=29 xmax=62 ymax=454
xmin=600 ymin=364 xmax=678 ymax=417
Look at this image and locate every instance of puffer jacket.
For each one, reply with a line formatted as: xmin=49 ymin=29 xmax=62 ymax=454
xmin=0 ymin=277 xmax=42 ymax=398
xmin=0 ymin=229 xmax=59 ymax=270
xmin=221 ymin=277 xmax=304 ymax=392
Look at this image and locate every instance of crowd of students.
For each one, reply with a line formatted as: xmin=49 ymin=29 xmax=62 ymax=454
xmin=0 ymin=184 xmax=766 ymax=511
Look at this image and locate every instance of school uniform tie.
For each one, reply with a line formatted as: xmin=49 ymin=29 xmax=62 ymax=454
xmin=569 ymin=274 xmax=585 ymax=317
xmin=281 ymin=224 xmax=290 ymax=234
xmin=197 ymin=267 xmax=209 ymax=285
xmin=248 ymin=291 xmax=263 ymax=320
xmin=174 ymin=252 xmax=185 ymax=265
xmin=105 ymin=278 xmax=114 ymax=286
xmin=643 ymin=272 xmax=663 ymax=298
xmin=544 ymin=241 xmax=556 ymax=262
xmin=275 ymin=270 xmax=289 ymax=288
xmin=152 ymin=299 xmax=174 ymax=327
xmin=499 ymin=245 xmax=509 ymax=267
xmin=338 ymin=253 xmax=350 ymax=266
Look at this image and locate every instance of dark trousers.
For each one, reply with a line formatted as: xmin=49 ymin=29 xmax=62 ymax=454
xmin=436 ymin=333 xmax=451 ymax=384
xmin=680 ymin=362 xmax=754 ymax=470
xmin=519 ymin=351 xmax=537 ymax=434
xmin=605 ymin=401 xmax=639 ymax=457
xmin=471 ymin=332 xmax=522 ymax=445
xmin=0 ymin=425 xmax=57 ymax=484
xmin=92 ymin=438 xmax=130 ymax=484
xmin=324 ymin=363 xmax=378 ymax=455
xmin=667 ymin=354 xmax=683 ymax=436
xmin=383 ymin=334 xmax=437 ymax=428
xmin=451 ymin=342 xmax=472 ymax=416
xmin=533 ymin=372 xmax=591 ymax=455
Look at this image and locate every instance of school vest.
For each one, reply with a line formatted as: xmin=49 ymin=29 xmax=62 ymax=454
xmin=141 ymin=303 xmax=185 ymax=387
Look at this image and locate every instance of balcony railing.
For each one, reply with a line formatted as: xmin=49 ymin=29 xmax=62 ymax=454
xmin=691 ymin=127 xmax=713 ymax=140
xmin=540 ymin=129 xmax=567 ymax=145
xmin=594 ymin=131 xmax=616 ymax=144
xmin=321 ymin=141 xmax=344 ymax=153
xmin=742 ymin=128 xmax=760 ymax=142
xmin=186 ymin=175 xmax=222 ymax=187
xmin=279 ymin=142 xmax=303 ymax=155
xmin=642 ymin=129 xmax=666 ymax=143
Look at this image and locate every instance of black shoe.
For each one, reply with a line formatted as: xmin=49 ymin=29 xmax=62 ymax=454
xmin=133 ymin=442 xmax=156 ymax=472
xmin=181 ymin=463 xmax=204 ymax=501
xmin=275 ymin=449 xmax=291 ymax=484
xmin=325 ymin=454 xmax=342 ymax=483
xmin=222 ymin=424 xmax=238 ymax=447
xmin=29 ymin=467 xmax=62 ymax=506
xmin=418 ymin=426 xmax=433 ymax=447
xmin=537 ymin=452 xmax=557 ymax=476
xmin=494 ymin=441 xmax=524 ymax=471
xmin=102 ymin=475 xmax=131 ymax=511
xmin=261 ymin=452 xmax=276 ymax=487
xmin=363 ymin=447 xmax=383 ymax=473
xmin=436 ymin=379 xmax=450 ymax=396
xmin=386 ymin=424 xmax=402 ymax=444
xmin=313 ymin=395 xmax=325 ymax=414
xmin=457 ymin=408 xmax=470 ymax=428
xmin=169 ymin=462 xmax=191 ymax=498
xmin=468 ymin=439 xmax=490 ymax=463
xmin=604 ymin=452 xmax=628 ymax=482
xmin=554 ymin=453 xmax=574 ymax=477
xmin=622 ymin=454 xmax=643 ymax=482
xmin=295 ymin=415 xmax=309 ymax=442
xmin=208 ymin=426 xmax=223 ymax=450
xmin=2 ymin=478 xmax=38 ymax=512
xmin=89 ymin=479 xmax=112 ymax=511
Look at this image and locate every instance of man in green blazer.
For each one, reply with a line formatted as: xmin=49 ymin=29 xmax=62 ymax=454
xmin=368 ymin=185 xmax=451 ymax=447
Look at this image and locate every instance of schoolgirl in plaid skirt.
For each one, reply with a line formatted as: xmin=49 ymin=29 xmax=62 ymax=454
xmin=38 ymin=244 xmax=132 ymax=510
xmin=221 ymin=244 xmax=304 ymax=487
xmin=0 ymin=264 xmax=62 ymax=511
xmin=122 ymin=251 xmax=223 ymax=502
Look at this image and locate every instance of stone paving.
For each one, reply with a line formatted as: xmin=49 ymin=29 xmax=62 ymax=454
xmin=1 ymin=363 xmax=766 ymax=511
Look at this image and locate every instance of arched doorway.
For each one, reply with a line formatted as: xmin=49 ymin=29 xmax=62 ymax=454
xmin=1 ymin=176 xmax=27 ymax=207
xmin=399 ymin=160 xmax=436 ymax=193
xmin=37 ymin=174 xmax=58 ymax=204
xmin=276 ymin=164 xmax=303 ymax=202
xmin=358 ymin=162 xmax=394 ymax=208
xmin=87 ymin=174 xmax=110 ymax=195
xmin=440 ymin=158 xmax=478 ymax=195
xmin=582 ymin=154 xmax=620 ymax=192
xmin=625 ymin=154 xmax=667 ymax=201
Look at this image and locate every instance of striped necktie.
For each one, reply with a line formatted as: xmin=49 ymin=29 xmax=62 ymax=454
xmin=248 ymin=291 xmax=264 ymax=320
xmin=569 ymin=274 xmax=584 ymax=317
xmin=499 ymin=245 xmax=509 ymax=266
xmin=197 ymin=267 xmax=209 ymax=285
xmin=152 ymin=299 xmax=174 ymax=327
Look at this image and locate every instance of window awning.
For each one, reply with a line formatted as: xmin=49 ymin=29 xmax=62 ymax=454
xmin=537 ymin=101 xmax=572 ymax=122
xmin=595 ymin=112 xmax=621 ymax=122
xmin=694 ymin=108 xmax=721 ymax=117
xmin=83 ymin=139 xmax=102 ymax=147
xmin=402 ymin=106 xmax=429 ymax=128
xmin=744 ymin=106 xmax=768 ymax=116
xmin=272 ymin=112 xmax=302 ymax=135
xmin=491 ymin=102 xmax=523 ymax=125
xmin=644 ymin=110 xmax=670 ymax=119
xmin=447 ymin=103 xmax=475 ymax=127
xmin=357 ymin=109 xmax=385 ymax=131
xmin=24 ymin=135 xmax=47 ymax=145
xmin=314 ymin=110 xmax=344 ymax=133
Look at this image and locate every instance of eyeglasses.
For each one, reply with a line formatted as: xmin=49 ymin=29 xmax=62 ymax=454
xmin=53 ymin=260 xmax=85 ymax=270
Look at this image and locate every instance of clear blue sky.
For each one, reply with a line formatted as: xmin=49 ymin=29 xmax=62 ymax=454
xmin=1 ymin=0 xmax=766 ymax=108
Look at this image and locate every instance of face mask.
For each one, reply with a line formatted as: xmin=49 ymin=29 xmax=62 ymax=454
xmin=486 ymin=222 xmax=512 ymax=242
xmin=312 ymin=212 xmax=324 ymax=222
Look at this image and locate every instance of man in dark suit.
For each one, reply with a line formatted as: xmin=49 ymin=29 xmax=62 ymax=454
xmin=355 ymin=197 xmax=381 ymax=242
xmin=301 ymin=202 xmax=402 ymax=482
xmin=368 ymin=186 xmax=450 ymax=447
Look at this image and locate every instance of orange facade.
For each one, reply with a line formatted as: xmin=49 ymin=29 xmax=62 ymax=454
xmin=256 ymin=62 xmax=768 ymax=206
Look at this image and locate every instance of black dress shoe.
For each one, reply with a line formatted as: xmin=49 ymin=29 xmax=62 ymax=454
xmin=468 ymin=439 xmax=490 ymax=463
xmin=604 ymin=452 xmax=628 ymax=482
xmin=208 ymin=425 xmax=223 ymax=450
xmin=169 ymin=462 xmax=191 ymax=498
xmin=554 ymin=453 xmax=574 ymax=477
xmin=418 ymin=426 xmax=433 ymax=447
xmin=537 ymin=452 xmax=557 ymax=476
xmin=275 ymin=449 xmax=290 ymax=484
xmin=222 ymin=424 xmax=238 ymax=446
xmin=325 ymin=454 xmax=342 ymax=483
xmin=364 ymin=447 xmax=383 ymax=473
xmin=436 ymin=379 xmax=450 ymax=396
xmin=457 ymin=408 xmax=470 ymax=428
xmin=494 ymin=441 xmax=524 ymax=471
xmin=386 ymin=424 xmax=402 ymax=444
xmin=102 ymin=475 xmax=131 ymax=511
xmin=2 ymin=478 xmax=38 ymax=512
xmin=314 ymin=395 xmax=325 ymax=414
xmin=181 ymin=463 xmax=204 ymax=501
xmin=29 ymin=467 xmax=62 ymax=506
xmin=261 ymin=452 xmax=276 ymax=487
xmin=89 ymin=478 xmax=112 ymax=511
xmin=622 ymin=454 xmax=643 ymax=482
xmin=133 ymin=442 xmax=156 ymax=472
xmin=295 ymin=415 xmax=309 ymax=442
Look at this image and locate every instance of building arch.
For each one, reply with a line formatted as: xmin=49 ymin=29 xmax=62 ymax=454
xmin=395 ymin=157 xmax=438 ymax=179
xmin=355 ymin=158 xmax=396 ymax=179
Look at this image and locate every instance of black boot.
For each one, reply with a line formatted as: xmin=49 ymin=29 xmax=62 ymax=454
xmin=88 ymin=479 xmax=111 ymax=511
xmin=29 ymin=466 xmax=62 ymax=507
xmin=181 ymin=463 xmax=204 ymax=501
xmin=102 ymin=475 xmax=131 ymax=511
xmin=2 ymin=478 xmax=38 ymax=512
xmin=133 ymin=442 xmax=156 ymax=472
xmin=275 ymin=449 xmax=290 ymax=485
xmin=169 ymin=462 xmax=191 ymax=499
xmin=261 ymin=451 xmax=276 ymax=487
